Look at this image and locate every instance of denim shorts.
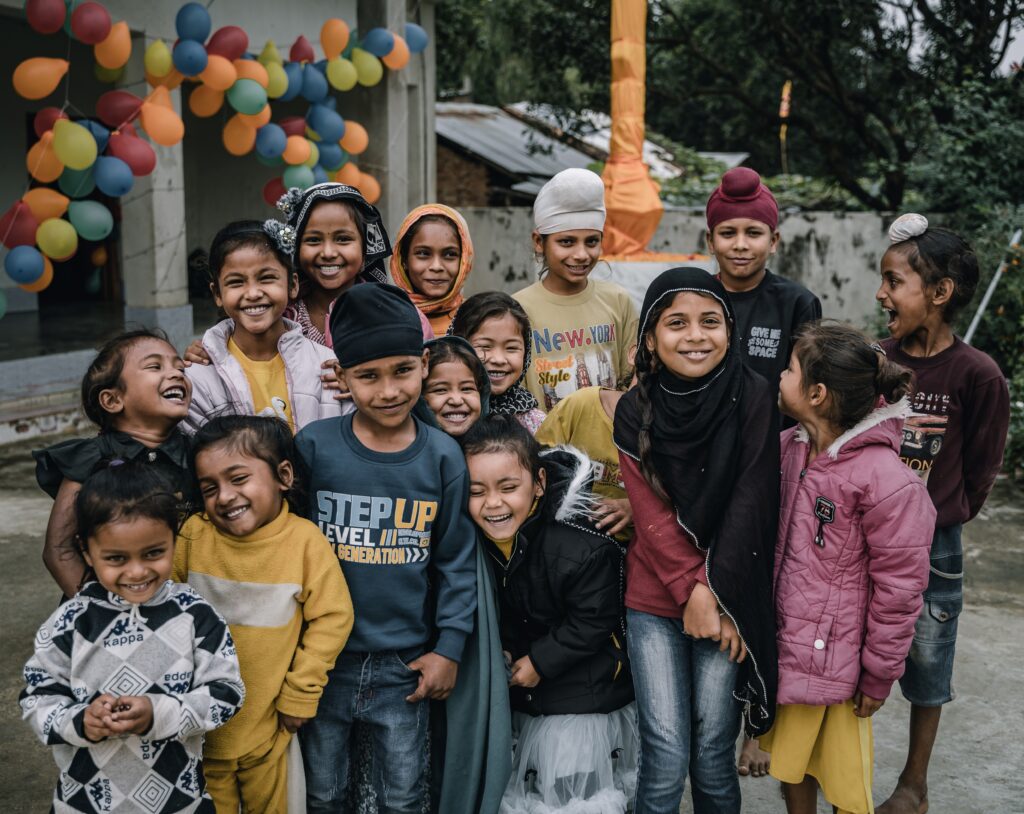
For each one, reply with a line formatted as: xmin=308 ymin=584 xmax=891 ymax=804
xmin=899 ymin=524 xmax=963 ymax=707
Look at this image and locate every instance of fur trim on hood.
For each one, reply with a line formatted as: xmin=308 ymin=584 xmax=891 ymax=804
xmin=794 ymin=397 xmax=912 ymax=459
xmin=539 ymin=444 xmax=600 ymax=523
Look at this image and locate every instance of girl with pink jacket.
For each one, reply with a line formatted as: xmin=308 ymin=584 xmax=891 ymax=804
xmin=762 ymin=322 xmax=935 ymax=814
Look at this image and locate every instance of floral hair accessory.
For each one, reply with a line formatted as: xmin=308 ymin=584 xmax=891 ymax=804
xmin=263 ymin=219 xmax=296 ymax=255
xmin=888 ymin=213 xmax=929 ymax=243
xmin=275 ymin=187 xmax=306 ymax=220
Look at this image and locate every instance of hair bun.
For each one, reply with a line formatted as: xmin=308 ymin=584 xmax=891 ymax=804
xmin=719 ymin=167 xmax=762 ymax=201
xmin=888 ymin=213 xmax=929 ymax=243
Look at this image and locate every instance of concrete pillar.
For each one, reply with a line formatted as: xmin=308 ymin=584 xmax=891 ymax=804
xmin=118 ymin=33 xmax=193 ymax=352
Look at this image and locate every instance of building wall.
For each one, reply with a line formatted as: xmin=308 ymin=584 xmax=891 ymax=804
xmin=436 ymin=143 xmax=491 ymax=207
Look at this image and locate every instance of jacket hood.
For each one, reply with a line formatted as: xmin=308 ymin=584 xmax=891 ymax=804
xmin=794 ymin=397 xmax=911 ymax=459
xmin=538 ymin=445 xmax=599 ymax=524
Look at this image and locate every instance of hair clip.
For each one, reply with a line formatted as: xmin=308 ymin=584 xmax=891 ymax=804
xmin=888 ymin=213 xmax=928 ymax=243
xmin=263 ymin=219 xmax=296 ymax=255
xmin=275 ymin=187 xmax=306 ymax=219
xmin=869 ymin=342 xmax=885 ymax=354
xmin=108 ymin=458 xmax=126 ymax=467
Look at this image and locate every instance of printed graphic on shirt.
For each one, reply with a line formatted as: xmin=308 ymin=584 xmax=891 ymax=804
xmin=592 ymin=459 xmax=624 ymax=490
xmin=257 ymin=396 xmax=291 ymax=424
xmin=316 ymin=490 xmax=436 ymax=565
xmin=746 ymin=326 xmax=783 ymax=359
xmin=899 ymin=390 xmax=951 ymax=481
xmin=532 ymin=322 xmax=618 ymax=408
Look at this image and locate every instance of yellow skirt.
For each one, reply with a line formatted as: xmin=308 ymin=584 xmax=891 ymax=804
xmin=760 ymin=700 xmax=874 ymax=814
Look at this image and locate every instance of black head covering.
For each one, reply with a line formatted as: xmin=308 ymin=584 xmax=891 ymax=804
xmin=329 ymin=283 xmax=423 ymax=368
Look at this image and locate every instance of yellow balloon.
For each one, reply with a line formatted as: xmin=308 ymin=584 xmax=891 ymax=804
xmin=303 ymin=142 xmax=320 ymax=168
xmin=258 ymin=40 xmax=283 ymax=66
xmin=19 ymin=256 xmax=54 ymax=293
xmin=326 ymin=57 xmax=358 ymax=92
xmin=95 ymin=21 xmax=132 ymax=70
xmin=145 ymin=39 xmax=173 ymax=77
xmin=265 ymin=62 xmax=288 ymax=99
xmin=305 ymin=125 xmax=321 ymax=142
xmin=52 ymin=119 xmax=98 ymax=171
xmin=22 ymin=188 xmax=70 ymax=221
xmin=351 ymin=49 xmax=383 ymax=87
xmin=13 ymin=57 xmax=69 ymax=100
xmin=36 ymin=217 xmax=78 ymax=261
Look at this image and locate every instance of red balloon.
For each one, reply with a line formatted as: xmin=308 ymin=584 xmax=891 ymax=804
xmin=263 ymin=176 xmax=287 ymax=207
xmin=0 ymin=202 xmax=41 ymax=249
xmin=33 ymin=106 xmax=68 ymax=139
xmin=96 ymin=90 xmax=143 ymax=127
xmin=120 ymin=122 xmax=138 ymax=137
xmin=207 ymin=26 xmax=249 ymax=61
xmin=289 ymin=35 xmax=315 ymax=64
xmin=70 ymin=2 xmax=112 ymax=45
xmin=108 ymin=131 xmax=157 ymax=177
xmin=279 ymin=116 xmax=307 ymax=136
xmin=25 ymin=0 xmax=66 ymax=35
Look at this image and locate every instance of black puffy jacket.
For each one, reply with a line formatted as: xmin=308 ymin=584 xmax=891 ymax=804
xmin=482 ymin=447 xmax=634 ymax=716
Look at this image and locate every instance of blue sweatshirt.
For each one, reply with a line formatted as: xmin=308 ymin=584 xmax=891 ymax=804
xmin=295 ymin=413 xmax=477 ymax=662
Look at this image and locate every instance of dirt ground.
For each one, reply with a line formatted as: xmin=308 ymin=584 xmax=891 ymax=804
xmin=1 ymin=434 xmax=1022 ymax=813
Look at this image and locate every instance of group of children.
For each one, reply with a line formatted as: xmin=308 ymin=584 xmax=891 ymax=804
xmin=20 ymin=166 xmax=1009 ymax=814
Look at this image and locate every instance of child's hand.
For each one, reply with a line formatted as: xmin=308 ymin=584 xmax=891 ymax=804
xmin=320 ymin=360 xmax=352 ymax=401
xmin=105 ymin=695 xmax=153 ymax=736
xmin=594 ymin=498 xmax=632 ymax=536
xmin=405 ymin=652 xmax=459 ymax=702
xmin=683 ymin=582 xmax=722 ymax=640
xmin=278 ymin=712 xmax=309 ymax=733
xmin=853 ymin=691 xmax=884 ymax=718
xmin=509 ymin=655 xmax=541 ymax=688
xmin=718 ymin=614 xmax=747 ymax=663
xmin=183 ymin=340 xmax=210 ymax=367
xmin=83 ymin=694 xmax=117 ymax=742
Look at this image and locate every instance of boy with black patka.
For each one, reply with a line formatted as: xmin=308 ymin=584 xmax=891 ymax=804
xmin=295 ymin=283 xmax=477 ymax=813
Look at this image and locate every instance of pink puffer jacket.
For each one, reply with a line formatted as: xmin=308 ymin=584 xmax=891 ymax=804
xmin=775 ymin=399 xmax=935 ymax=706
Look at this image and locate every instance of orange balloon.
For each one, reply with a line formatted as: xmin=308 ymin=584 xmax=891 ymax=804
xmin=222 ymin=115 xmax=256 ymax=156
xmin=335 ymin=162 xmax=360 ymax=186
xmin=148 ymin=85 xmax=174 ymax=109
xmin=91 ymin=245 xmax=109 ymax=266
xmin=22 ymin=188 xmax=70 ymax=221
xmin=19 ymin=256 xmax=54 ymax=293
xmin=282 ymin=135 xmax=312 ymax=165
xmin=238 ymin=104 xmax=271 ymax=128
xmin=140 ymin=103 xmax=184 ymax=146
xmin=381 ymin=35 xmax=410 ymax=71
xmin=26 ymin=132 xmax=64 ymax=183
xmin=188 ymin=84 xmax=224 ymax=117
xmin=95 ymin=21 xmax=132 ymax=69
xmin=339 ymin=121 xmax=368 ymax=155
xmin=13 ymin=58 xmax=69 ymax=100
xmin=200 ymin=55 xmax=237 ymax=91
xmin=357 ymin=172 xmax=381 ymax=204
xmin=147 ymin=68 xmax=184 ymax=89
xmin=233 ymin=59 xmax=269 ymax=89
xmin=320 ymin=19 xmax=350 ymax=59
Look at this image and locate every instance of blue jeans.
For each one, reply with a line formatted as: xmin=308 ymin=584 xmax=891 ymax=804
xmin=301 ymin=648 xmax=428 ymax=813
xmin=627 ymin=609 xmax=741 ymax=814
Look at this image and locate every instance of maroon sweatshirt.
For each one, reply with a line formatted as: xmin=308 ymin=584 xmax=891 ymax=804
xmin=881 ymin=337 xmax=1009 ymax=527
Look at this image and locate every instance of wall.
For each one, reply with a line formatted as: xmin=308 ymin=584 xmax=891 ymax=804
xmin=437 ymin=143 xmax=490 ymax=207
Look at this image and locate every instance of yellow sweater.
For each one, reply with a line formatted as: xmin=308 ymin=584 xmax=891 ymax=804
xmin=174 ymin=505 xmax=353 ymax=759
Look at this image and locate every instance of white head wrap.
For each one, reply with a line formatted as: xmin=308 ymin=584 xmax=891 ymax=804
xmin=889 ymin=213 xmax=929 ymax=243
xmin=533 ymin=168 xmax=606 ymax=235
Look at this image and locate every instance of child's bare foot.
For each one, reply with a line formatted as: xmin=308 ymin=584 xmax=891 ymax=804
xmin=737 ymin=736 xmax=771 ymax=777
xmin=877 ymin=781 xmax=928 ymax=814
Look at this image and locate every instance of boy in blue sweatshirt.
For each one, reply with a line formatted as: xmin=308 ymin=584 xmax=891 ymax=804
xmin=295 ymin=284 xmax=477 ymax=813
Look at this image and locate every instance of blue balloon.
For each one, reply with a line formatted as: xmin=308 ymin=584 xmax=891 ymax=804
xmin=81 ymin=120 xmax=110 ymax=153
xmin=312 ymin=165 xmax=329 ymax=184
xmin=4 ymin=245 xmax=45 ymax=284
xmin=307 ymin=105 xmax=345 ymax=143
xmin=323 ymin=95 xmax=338 ymax=111
xmin=405 ymin=23 xmax=429 ymax=54
xmin=173 ymin=39 xmax=208 ymax=76
xmin=175 ymin=2 xmax=212 ymax=42
xmin=59 ymin=165 xmax=96 ymax=198
xmin=94 ymin=156 xmax=134 ymax=197
xmin=318 ymin=142 xmax=345 ymax=171
xmin=255 ymin=123 xmax=287 ymax=159
xmin=361 ymin=27 xmax=395 ymax=58
xmin=279 ymin=62 xmax=303 ymax=102
xmin=314 ymin=59 xmax=328 ymax=73
xmin=300 ymin=64 xmax=328 ymax=103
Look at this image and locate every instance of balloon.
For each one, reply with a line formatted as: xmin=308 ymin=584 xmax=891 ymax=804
xmin=351 ymin=49 xmax=383 ymax=87
xmin=326 ymin=57 xmax=357 ymax=91
xmin=226 ymin=78 xmax=267 ymax=114
xmin=282 ymin=135 xmax=312 ymax=165
xmin=0 ymin=202 xmax=40 ymax=249
xmin=145 ymin=39 xmax=173 ymax=77
xmin=300 ymin=64 xmax=328 ymax=102
xmin=108 ymin=131 xmax=156 ymax=176
xmin=256 ymin=153 xmax=285 ymax=168
xmin=238 ymin=104 xmax=271 ymax=128
xmin=148 ymin=84 xmax=174 ymax=109
xmin=173 ymin=39 xmax=208 ymax=76
xmin=305 ymin=125 xmax=321 ymax=142
xmin=335 ymin=162 xmax=360 ymax=186
xmin=96 ymin=90 xmax=143 ymax=127
xmin=222 ymin=115 xmax=256 ymax=156
xmin=139 ymin=102 xmax=184 ymax=146
xmin=290 ymin=35 xmax=315 ymax=63
xmin=233 ymin=58 xmax=268 ymax=88
xmin=207 ymin=26 xmax=249 ymax=61
xmin=33 ymin=107 xmax=68 ymax=139
xmin=81 ymin=119 xmax=110 ymax=153
xmin=358 ymin=172 xmax=381 ymax=204
xmin=22 ymin=188 xmax=70 ymax=222
xmin=307 ymin=104 xmax=345 ymax=143
xmin=381 ymin=35 xmax=410 ymax=70
xmin=27 ymin=132 xmax=64 ymax=183
xmin=20 ymin=255 xmax=54 ymax=293
xmin=321 ymin=19 xmax=350 ymax=59
xmin=13 ymin=58 xmax=69 ymax=100
xmin=68 ymin=200 xmax=113 ymax=241
xmin=52 ymin=119 xmax=97 ymax=170
xmin=283 ymin=164 xmax=315 ymax=190
xmin=25 ymin=0 xmax=66 ymax=34
xmin=94 ymin=155 xmax=134 ymax=196
xmin=70 ymin=2 xmax=111 ymax=45
xmin=176 ymin=2 xmax=212 ymax=42
xmin=59 ymin=165 xmax=96 ymax=198
xmin=277 ymin=61 xmax=303 ymax=101
xmin=147 ymin=68 xmax=184 ymax=89
xmin=4 ymin=245 xmax=45 ymax=284
xmin=318 ymin=142 xmax=345 ymax=171
xmin=188 ymin=84 xmax=224 ymax=117
xmin=263 ymin=176 xmax=287 ymax=207
xmin=95 ymin=21 xmax=131 ymax=69
xmin=91 ymin=245 xmax=108 ymax=265
xmin=303 ymin=142 xmax=320 ymax=168
xmin=258 ymin=40 xmax=283 ymax=66
xmin=311 ymin=165 xmax=328 ymax=184
xmin=360 ymin=28 xmax=395 ymax=59
xmin=200 ymin=54 xmax=237 ymax=90
xmin=254 ymin=123 xmax=287 ymax=158
xmin=94 ymin=63 xmax=124 ymax=83
xmin=279 ymin=116 xmax=307 ymax=137
xmin=405 ymin=22 xmax=429 ymax=54
xmin=339 ymin=121 xmax=368 ymax=155
xmin=36 ymin=217 xmax=78 ymax=260
xmin=265 ymin=62 xmax=288 ymax=98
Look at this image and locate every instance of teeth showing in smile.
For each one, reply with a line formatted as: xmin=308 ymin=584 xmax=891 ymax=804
xmin=682 ymin=351 xmax=711 ymax=360
xmin=442 ymin=412 xmax=469 ymax=422
xmin=487 ymin=370 xmax=508 ymax=381
xmin=162 ymin=387 xmax=186 ymax=401
xmin=224 ymin=506 xmax=248 ymax=520
xmin=120 ymin=579 xmax=154 ymax=593
xmin=242 ymin=305 xmax=270 ymax=316
xmin=485 ymin=513 xmax=512 ymax=524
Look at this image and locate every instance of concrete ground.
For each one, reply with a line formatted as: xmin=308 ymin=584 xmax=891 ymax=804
xmin=1 ymin=434 xmax=1022 ymax=813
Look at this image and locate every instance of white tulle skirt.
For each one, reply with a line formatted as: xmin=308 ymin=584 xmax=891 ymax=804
xmin=500 ymin=703 xmax=639 ymax=814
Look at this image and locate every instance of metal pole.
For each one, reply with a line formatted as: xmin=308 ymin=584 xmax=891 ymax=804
xmin=964 ymin=227 xmax=1022 ymax=346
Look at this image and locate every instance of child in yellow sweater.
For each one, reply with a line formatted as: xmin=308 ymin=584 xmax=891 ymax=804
xmin=174 ymin=415 xmax=353 ymax=813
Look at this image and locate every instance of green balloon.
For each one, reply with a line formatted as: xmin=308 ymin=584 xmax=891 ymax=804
xmin=282 ymin=164 xmax=315 ymax=190
xmin=68 ymin=200 xmax=114 ymax=241
xmin=256 ymin=153 xmax=285 ymax=168
xmin=226 ymin=78 xmax=268 ymax=115
xmin=59 ymin=166 xmax=96 ymax=198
